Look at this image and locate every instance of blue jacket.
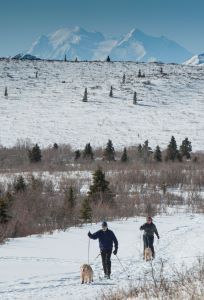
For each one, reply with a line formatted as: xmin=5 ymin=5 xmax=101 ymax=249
xmin=88 ymin=229 xmax=118 ymax=251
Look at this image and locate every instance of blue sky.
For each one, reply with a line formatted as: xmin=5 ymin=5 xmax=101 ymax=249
xmin=0 ymin=0 xmax=204 ymax=56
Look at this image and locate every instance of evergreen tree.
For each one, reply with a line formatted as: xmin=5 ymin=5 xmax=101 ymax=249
xmin=14 ymin=175 xmax=26 ymax=193
xmin=166 ymin=136 xmax=178 ymax=161
xmin=103 ymin=139 xmax=115 ymax=161
xmin=138 ymin=69 xmax=142 ymax=78
xmin=137 ymin=143 xmax=142 ymax=154
xmin=80 ymin=198 xmax=92 ymax=223
xmin=53 ymin=143 xmax=58 ymax=150
xmin=122 ymin=74 xmax=126 ymax=84
xmin=83 ymin=143 xmax=94 ymax=160
xmin=4 ymin=87 xmax=8 ymax=97
xmin=0 ymin=193 xmax=13 ymax=224
xmin=121 ymin=147 xmax=128 ymax=162
xmin=64 ymin=186 xmax=75 ymax=210
xmin=88 ymin=167 xmax=113 ymax=204
xmin=109 ymin=86 xmax=113 ymax=97
xmin=28 ymin=144 xmax=42 ymax=163
xmin=106 ymin=56 xmax=111 ymax=62
xmin=154 ymin=146 xmax=162 ymax=162
xmin=180 ymin=138 xmax=192 ymax=159
xmin=133 ymin=91 xmax=137 ymax=104
xmin=83 ymin=88 xmax=88 ymax=102
xmin=74 ymin=150 xmax=81 ymax=160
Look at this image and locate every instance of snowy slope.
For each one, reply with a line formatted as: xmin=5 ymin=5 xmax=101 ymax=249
xmin=0 ymin=60 xmax=203 ymax=150
xmin=185 ymin=53 xmax=204 ymax=66
xmin=0 ymin=213 xmax=204 ymax=300
xmin=25 ymin=27 xmax=192 ymax=63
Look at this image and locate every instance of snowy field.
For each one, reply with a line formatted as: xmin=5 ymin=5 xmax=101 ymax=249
xmin=0 ymin=60 xmax=203 ymax=150
xmin=0 ymin=212 xmax=204 ymax=300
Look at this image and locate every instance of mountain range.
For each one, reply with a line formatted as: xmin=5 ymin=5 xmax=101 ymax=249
xmin=20 ymin=26 xmax=193 ymax=63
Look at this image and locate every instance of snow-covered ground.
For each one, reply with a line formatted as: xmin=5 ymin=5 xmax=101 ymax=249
xmin=0 ymin=60 xmax=203 ymax=150
xmin=0 ymin=212 xmax=204 ymax=300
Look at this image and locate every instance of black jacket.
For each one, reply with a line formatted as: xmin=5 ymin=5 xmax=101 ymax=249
xmin=88 ymin=229 xmax=118 ymax=251
xmin=140 ymin=222 xmax=159 ymax=238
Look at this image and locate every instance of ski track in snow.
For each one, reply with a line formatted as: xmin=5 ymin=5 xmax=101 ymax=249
xmin=0 ymin=213 xmax=204 ymax=300
xmin=0 ymin=60 xmax=203 ymax=150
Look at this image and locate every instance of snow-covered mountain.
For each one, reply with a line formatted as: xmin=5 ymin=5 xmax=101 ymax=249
xmin=109 ymin=28 xmax=192 ymax=63
xmin=27 ymin=26 xmax=106 ymax=61
xmin=25 ymin=26 xmax=192 ymax=63
xmin=185 ymin=52 xmax=204 ymax=65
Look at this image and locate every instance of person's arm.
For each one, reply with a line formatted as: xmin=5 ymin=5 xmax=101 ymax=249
xmin=88 ymin=230 xmax=100 ymax=240
xmin=112 ymin=232 xmax=118 ymax=255
xmin=140 ymin=223 xmax=146 ymax=230
xmin=153 ymin=225 xmax=160 ymax=239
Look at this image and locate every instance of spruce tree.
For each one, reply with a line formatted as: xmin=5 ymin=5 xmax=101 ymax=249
xmin=109 ymin=86 xmax=113 ymax=97
xmin=64 ymin=186 xmax=75 ymax=210
xmin=138 ymin=69 xmax=142 ymax=78
xmin=154 ymin=146 xmax=162 ymax=162
xmin=83 ymin=88 xmax=88 ymax=102
xmin=83 ymin=143 xmax=94 ymax=160
xmin=74 ymin=150 xmax=81 ymax=160
xmin=80 ymin=198 xmax=92 ymax=223
xmin=180 ymin=138 xmax=192 ymax=159
xmin=137 ymin=144 xmax=142 ymax=154
xmin=0 ymin=193 xmax=13 ymax=224
xmin=4 ymin=87 xmax=8 ymax=97
xmin=106 ymin=56 xmax=111 ymax=62
xmin=28 ymin=144 xmax=42 ymax=163
xmin=166 ymin=136 xmax=178 ymax=161
xmin=122 ymin=74 xmax=126 ymax=84
xmin=133 ymin=92 xmax=137 ymax=104
xmin=53 ymin=143 xmax=58 ymax=150
xmin=121 ymin=147 xmax=128 ymax=162
xmin=14 ymin=175 xmax=26 ymax=193
xmin=103 ymin=140 xmax=115 ymax=161
xmin=88 ymin=167 xmax=113 ymax=204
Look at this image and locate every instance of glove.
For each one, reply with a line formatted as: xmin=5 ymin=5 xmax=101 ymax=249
xmin=113 ymin=249 xmax=118 ymax=255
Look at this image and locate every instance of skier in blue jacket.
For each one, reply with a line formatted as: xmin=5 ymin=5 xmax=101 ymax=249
xmin=88 ymin=221 xmax=118 ymax=279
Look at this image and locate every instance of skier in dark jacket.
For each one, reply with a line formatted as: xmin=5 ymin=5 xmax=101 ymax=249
xmin=88 ymin=221 xmax=118 ymax=279
xmin=140 ymin=216 xmax=159 ymax=259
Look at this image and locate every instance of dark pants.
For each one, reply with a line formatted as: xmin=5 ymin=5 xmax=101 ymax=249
xmin=101 ymin=250 xmax=112 ymax=275
xmin=143 ymin=235 xmax=154 ymax=257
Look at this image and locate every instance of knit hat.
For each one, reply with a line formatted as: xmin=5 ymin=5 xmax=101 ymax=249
xmin=102 ymin=221 xmax=108 ymax=227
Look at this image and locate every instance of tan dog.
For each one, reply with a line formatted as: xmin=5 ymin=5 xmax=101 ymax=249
xmin=144 ymin=247 xmax=152 ymax=261
xmin=80 ymin=264 xmax=93 ymax=284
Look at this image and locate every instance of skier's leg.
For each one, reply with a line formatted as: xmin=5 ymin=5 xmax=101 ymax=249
xmin=101 ymin=251 xmax=107 ymax=275
xmin=149 ymin=236 xmax=155 ymax=258
xmin=106 ymin=251 xmax=112 ymax=277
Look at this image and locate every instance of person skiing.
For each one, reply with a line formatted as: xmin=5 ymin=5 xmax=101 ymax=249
xmin=88 ymin=221 xmax=118 ymax=279
xmin=140 ymin=216 xmax=159 ymax=259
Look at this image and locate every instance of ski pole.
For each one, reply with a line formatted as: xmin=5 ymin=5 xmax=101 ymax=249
xmin=88 ymin=238 xmax=90 ymax=264
xmin=116 ymin=255 xmax=130 ymax=278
